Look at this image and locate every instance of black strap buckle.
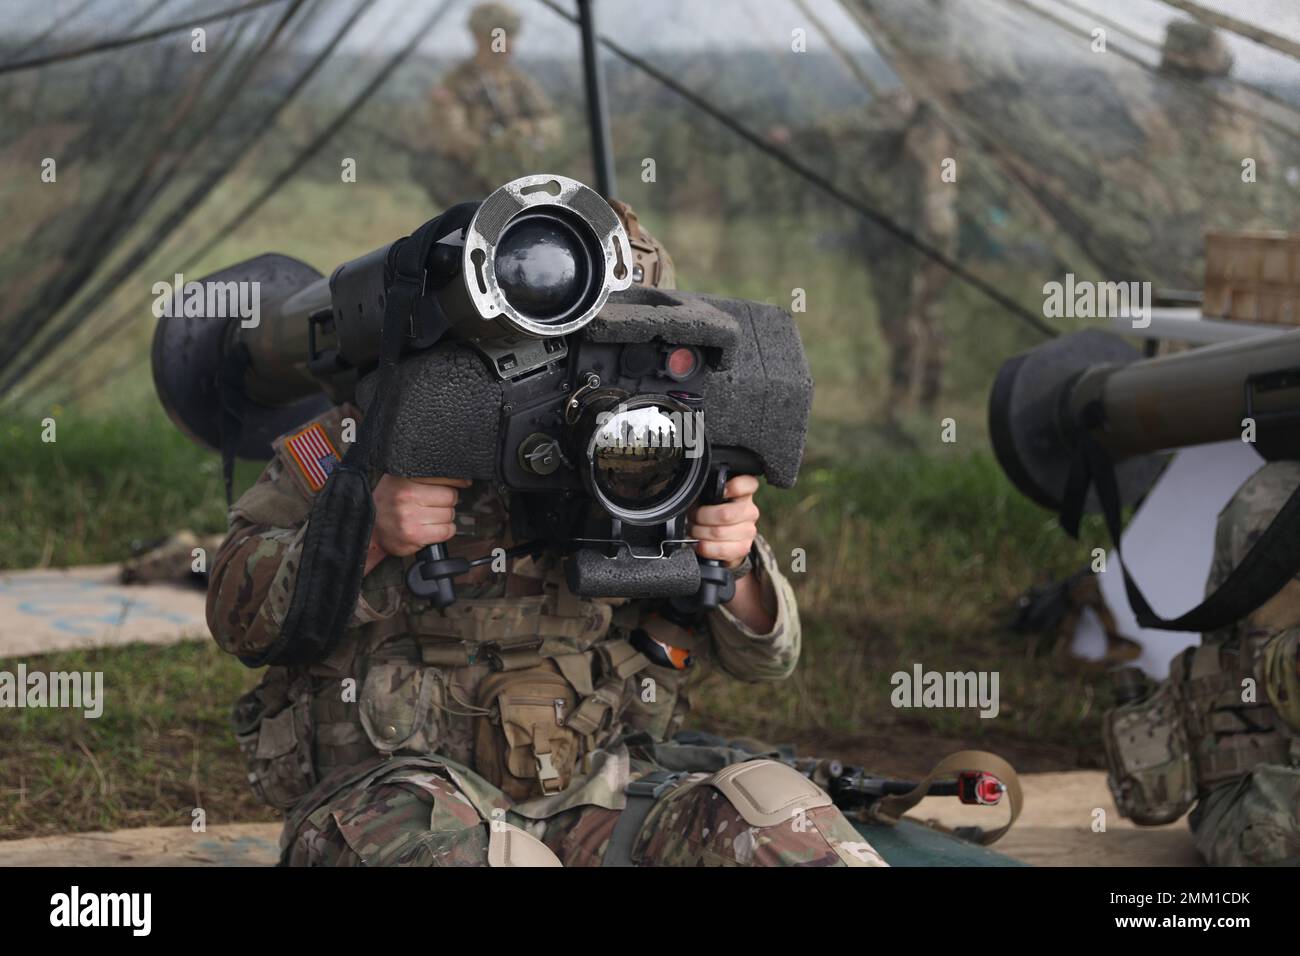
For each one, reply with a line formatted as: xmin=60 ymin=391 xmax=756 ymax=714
xmin=626 ymin=770 xmax=687 ymax=800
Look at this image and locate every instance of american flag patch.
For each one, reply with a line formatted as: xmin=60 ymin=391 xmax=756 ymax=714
xmin=284 ymin=422 xmax=340 ymax=492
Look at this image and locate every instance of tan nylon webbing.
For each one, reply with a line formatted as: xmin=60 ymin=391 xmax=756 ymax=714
xmin=869 ymin=750 xmax=1023 ymax=846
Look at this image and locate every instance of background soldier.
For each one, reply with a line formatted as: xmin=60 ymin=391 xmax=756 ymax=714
xmin=415 ymin=3 xmax=561 ymax=206
xmin=858 ymin=91 xmax=957 ymax=420
xmin=207 ymin=206 xmax=885 ymax=867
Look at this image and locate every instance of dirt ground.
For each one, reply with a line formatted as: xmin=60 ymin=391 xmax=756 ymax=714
xmin=0 ymin=768 xmax=1200 ymax=867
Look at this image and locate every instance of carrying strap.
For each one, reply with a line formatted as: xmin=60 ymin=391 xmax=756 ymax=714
xmin=602 ymin=770 xmax=688 ymax=867
xmin=1060 ymin=428 xmax=1300 ymax=634
xmin=868 ymin=750 xmax=1023 ymax=846
xmin=217 ymin=338 xmax=252 ymax=507
xmin=245 ymin=205 xmax=477 ymax=668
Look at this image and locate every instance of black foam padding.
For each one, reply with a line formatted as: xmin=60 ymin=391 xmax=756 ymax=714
xmin=988 ymin=329 xmax=1165 ymax=512
xmin=356 ymin=342 xmax=504 ymax=479
xmin=357 ymin=290 xmax=813 ymax=488
xmin=588 ymin=288 xmax=741 ymax=367
xmin=566 ymin=546 xmax=701 ymax=598
xmin=695 ymin=293 xmax=813 ymax=489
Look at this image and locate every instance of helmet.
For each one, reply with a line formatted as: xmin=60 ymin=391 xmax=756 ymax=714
xmin=468 ymin=3 xmax=522 ymax=41
xmin=608 ymin=199 xmax=677 ymax=290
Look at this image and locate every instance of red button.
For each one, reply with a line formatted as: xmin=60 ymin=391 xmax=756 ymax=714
xmin=667 ymin=347 xmax=696 ymax=379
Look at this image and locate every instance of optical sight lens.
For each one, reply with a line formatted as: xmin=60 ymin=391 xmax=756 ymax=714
xmin=493 ymin=214 xmax=591 ymax=321
xmin=593 ymin=406 xmax=688 ymax=508
xmin=581 ymin=396 xmax=708 ymax=525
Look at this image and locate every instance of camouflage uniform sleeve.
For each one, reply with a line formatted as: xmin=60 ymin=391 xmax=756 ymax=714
xmin=703 ymin=534 xmax=801 ymax=682
xmin=1261 ymin=628 xmax=1300 ymax=732
xmin=1208 ymin=461 xmax=1300 ymax=731
xmin=205 ymin=410 xmax=402 ymax=660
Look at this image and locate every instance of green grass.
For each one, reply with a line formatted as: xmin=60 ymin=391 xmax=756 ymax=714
xmin=0 ymin=406 xmax=262 ymax=570
xmin=695 ymin=448 xmax=1114 ymax=769
xmin=0 ymin=642 xmax=270 ymax=841
xmin=0 ymin=409 xmax=274 ymax=838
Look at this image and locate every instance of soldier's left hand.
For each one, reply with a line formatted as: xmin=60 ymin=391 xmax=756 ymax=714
xmin=688 ymin=475 xmax=760 ymax=569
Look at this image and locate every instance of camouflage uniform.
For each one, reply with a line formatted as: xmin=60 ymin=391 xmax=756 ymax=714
xmin=1183 ymin=461 xmax=1300 ymax=866
xmin=120 ymin=530 xmax=226 ymax=585
xmin=417 ymin=3 xmax=561 ymax=205
xmin=859 ymin=93 xmax=957 ymax=416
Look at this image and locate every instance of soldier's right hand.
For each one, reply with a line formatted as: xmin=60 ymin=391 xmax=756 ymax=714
xmin=367 ymin=475 xmax=472 ymax=571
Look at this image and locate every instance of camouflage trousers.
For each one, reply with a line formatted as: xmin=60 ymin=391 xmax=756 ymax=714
xmin=874 ymin=255 xmax=949 ymax=414
xmin=283 ymin=760 xmax=886 ymax=867
xmin=1189 ymin=764 xmax=1300 ymax=866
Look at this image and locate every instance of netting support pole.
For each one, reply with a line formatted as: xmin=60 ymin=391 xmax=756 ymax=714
xmin=577 ymin=0 xmax=616 ymax=199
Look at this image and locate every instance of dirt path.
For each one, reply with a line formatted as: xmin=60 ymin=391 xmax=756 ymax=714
xmin=0 ymin=566 xmax=207 ymax=658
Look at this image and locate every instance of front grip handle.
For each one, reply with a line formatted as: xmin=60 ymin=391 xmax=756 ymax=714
xmin=406 ymin=543 xmax=471 ymax=609
xmin=680 ymin=465 xmax=737 ymax=613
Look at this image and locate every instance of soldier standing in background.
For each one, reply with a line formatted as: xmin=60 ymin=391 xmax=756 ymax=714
xmin=862 ymin=91 xmax=957 ymax=420
xmin=415 ymin=3 xmax=561 ymax=206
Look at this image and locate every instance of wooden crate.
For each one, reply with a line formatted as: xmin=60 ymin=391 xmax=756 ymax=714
xmin=1203 ymin=231 xmax=1300 ymax=325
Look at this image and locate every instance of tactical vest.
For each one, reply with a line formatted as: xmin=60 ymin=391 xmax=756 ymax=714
xmin=234 ymin=550 xmax=699 ymax=811
xmin=1178 ymin=639 xmax=1300 ymax=789
xmin=1104 ymin=636 xmax=1300 ymax=826
xmin=230 ymin=395 xmax=697 ymax=814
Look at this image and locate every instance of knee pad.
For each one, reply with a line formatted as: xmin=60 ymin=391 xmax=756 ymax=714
xmin=707 ymin=759 xmax=832 ymax=828
xmin=487 ymin=822 xmax=563 ymax=867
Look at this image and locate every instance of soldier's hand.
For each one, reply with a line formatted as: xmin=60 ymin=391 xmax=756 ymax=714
xmin=688 ymin=475 xmax=760 ymax=569
xmin=368 ymin=475 xmax=472 ymax=569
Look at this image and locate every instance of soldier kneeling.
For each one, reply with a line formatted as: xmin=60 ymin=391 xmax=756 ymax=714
xmin=1104 ymin=462 xmax=1300 ymax=866
xmin=205 ymin=209 xmax=884 ymax=868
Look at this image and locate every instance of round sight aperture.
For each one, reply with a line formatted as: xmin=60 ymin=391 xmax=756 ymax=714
xmin=460 ymin=174 xmax=634 ymax=339
xmin=580 ymin=395 xmax=709 ymax=525
xmin=593 ymin=405 xmax=687 ymax=507
xmin=493 ymin=213 xmax=594 ymax=322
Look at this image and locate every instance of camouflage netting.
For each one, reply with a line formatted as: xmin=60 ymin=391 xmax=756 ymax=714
xmin=2 ymin=0 xmax=1299 ymax=442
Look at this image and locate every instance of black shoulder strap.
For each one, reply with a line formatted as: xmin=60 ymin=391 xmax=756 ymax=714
xmin=1059 ymin=430 xmax=1300 ymax=634
xmin=217 ymin=339 xmax=252 ymax=507
xmin=241 ymin=207 xmax=473 ymax=668
xmin=602 ymin=771 xmax=687 ymax=867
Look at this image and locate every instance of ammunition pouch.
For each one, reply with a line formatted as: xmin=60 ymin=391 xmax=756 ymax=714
xmin=232 ymin=673 xmax=319 ymax=811
xmin=358 ymin=660 xmax=445 ymax=755
xmin=1104 ymin=643 xmax=1299 ymax=825
xmin=1103 ymin=670 xmax=1196 ymax=825
xmin=474 ymin=662 xmax=581 ymax=801
xmin=1179 ymin=643 xmax=1295 ymax=789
